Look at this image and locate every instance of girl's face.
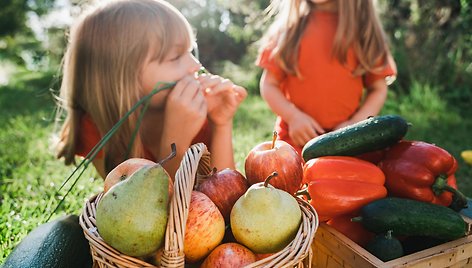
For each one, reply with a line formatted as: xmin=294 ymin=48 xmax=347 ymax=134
xmin=141 ymin=42 xmax=201 ymax=108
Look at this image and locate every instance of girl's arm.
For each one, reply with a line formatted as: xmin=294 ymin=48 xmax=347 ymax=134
xmin=200 ymin=74 xmax=246 ymax=170
xmin=158 ymin=76 xmax=208 ymax=179
xmin=260 ymin=70 xmax=324 ymax=147
xmin=335 ymin=79 xmax=388 ymax=129
xmin=209 ymin=122 xmax=235 ymax=170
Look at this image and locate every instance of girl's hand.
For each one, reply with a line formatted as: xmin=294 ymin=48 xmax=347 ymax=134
xmin=198 ymin=74 xmax=247 ymax=126
xmin=287 ymin=110 xmax=325 ymax=147
xmin=333 ymin=119 xmax=356 ymax=130
xmin=163 ymin=75 xmax=207 ymax=143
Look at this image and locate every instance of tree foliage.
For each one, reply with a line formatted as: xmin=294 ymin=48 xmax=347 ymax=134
xmin=0 ymin=0 xmax=471 ymax=105
xmin=379 ymin=0 xmax=472 ymax=107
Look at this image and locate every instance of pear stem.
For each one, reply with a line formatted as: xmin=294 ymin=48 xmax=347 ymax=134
xmin=264 ymin=172 xmax=278 ymax=187
xmin=296 ymin=188 xmax=311 ymax=200
xmin=158 ymin=143 xmax=177 ymax=166
xmin=271 ymin=131 xmax=277 ymax=149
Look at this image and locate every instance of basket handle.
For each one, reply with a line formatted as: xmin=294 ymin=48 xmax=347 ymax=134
xmin=160 ymin=143 xmax=210 ymax=267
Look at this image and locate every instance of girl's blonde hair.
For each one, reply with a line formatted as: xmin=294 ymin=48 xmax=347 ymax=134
xmin=56 ymin=0 xmax=195 ymax=172
xmin=259 ymin=0 xmax=392 ymax=77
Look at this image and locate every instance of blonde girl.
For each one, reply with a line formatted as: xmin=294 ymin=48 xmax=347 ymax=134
xmin=56 ymin=0 xmax=247 ymax=178
xmin=257 ymin=0 xmax=396 ymax=153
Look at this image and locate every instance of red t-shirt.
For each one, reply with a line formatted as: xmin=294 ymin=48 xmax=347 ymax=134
xmin=257 ymin=10 xmax=396 ymax=152
xmin=76 ymin=114 xmax=212 ymax=161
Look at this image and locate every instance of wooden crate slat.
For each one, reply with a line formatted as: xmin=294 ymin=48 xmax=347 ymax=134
xmin=312 ymin=220 xmax=472 ymax=268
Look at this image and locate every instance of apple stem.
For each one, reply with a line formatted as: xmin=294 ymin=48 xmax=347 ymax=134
xmin=196 ymin=167 xmax=217 ymax=187
xmin=264 ymin=172 xmax=278 ymax=187
xmin=271 ymin=131 xmax=277 ymax=149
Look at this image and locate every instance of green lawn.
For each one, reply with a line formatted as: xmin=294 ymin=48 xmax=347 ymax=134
xmin=1 ymin=75 xmax=471 ymax=263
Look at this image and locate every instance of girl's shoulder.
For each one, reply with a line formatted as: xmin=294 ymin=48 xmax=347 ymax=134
xmin=76 ymin=114 xmax=103 ymax=158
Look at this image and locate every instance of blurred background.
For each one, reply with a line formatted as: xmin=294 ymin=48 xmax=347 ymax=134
xmin=2 ymin=0 xmax=471 ymax=97
xmin=1 ymin=0 xmax=472 ymax=262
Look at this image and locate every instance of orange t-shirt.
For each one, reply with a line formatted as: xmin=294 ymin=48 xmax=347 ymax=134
xmin=76 ymin=114 xmax=212 ymax=162
xmin=257 ymin=10 xmax=396 ymax=152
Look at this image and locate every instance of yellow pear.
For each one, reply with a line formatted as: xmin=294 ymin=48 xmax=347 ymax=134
xmin=96 ymin=164 xmax=170 ymax=257
xmin=230 ymin=172 xmax=302 ymax=253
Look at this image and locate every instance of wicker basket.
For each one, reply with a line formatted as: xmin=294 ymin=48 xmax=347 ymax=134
xmin=79 ymin=143 xmax=319 ymax=267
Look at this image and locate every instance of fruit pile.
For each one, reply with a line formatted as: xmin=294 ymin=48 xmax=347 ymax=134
xmin=94 ymin=140 xmax=306 ymax=267
xmin=300 ymin=114 xmax=470 ymax=262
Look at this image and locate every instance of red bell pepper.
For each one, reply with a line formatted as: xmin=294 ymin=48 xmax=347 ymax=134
xmin=303 ymin=156 xmax=385 ymax=185
xmin=304 ymin=180 xmax=387 ymax=221
xmin=378 ymin=140 xmax=467 ymax=210
xmin=301 ymin=156 xmax=387 ymax=221
xmin=327 ymin=214 xmax=375 ymax=247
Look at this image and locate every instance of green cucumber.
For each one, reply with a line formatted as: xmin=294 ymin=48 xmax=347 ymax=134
xmin=301 ymin=115 xmax=408 ymax=162
xmin=353 ymin=198 xmax=468 ymax=240
xmin=2 ymin=214 xmax=92 ymax=268
xmin=366 ymin=230 xmax=404 ymax=262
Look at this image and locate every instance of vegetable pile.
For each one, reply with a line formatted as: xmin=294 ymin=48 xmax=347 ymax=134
xmin=301 ymin=114 xmax=470 ymax=261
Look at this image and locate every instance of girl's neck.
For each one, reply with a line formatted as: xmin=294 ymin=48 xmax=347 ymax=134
xmin=313 ymin=1 xmax=338 ymax=12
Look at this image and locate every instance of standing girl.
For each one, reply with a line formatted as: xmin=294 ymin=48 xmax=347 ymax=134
xmin=55 ymin=0 xmax=247 ymax=179
xmin=257 ymin=0 xmax=396 ymax=153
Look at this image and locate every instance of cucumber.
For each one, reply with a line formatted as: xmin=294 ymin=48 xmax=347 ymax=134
xmin=353 ymin=198 xmax=468 ymax=240
xmin=365 ymin=230 xmax=404 ymax=262
xmin=2 ymin=214 xmax=92 ymax=268
xmin=301 ymin=115 xmax=408 ymax=162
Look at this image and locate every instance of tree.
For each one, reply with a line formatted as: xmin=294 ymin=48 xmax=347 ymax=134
xmin=0 ymin=0 xmax=58 ymax=67
xmin=379 ymin=0 xmax=472 ymax=107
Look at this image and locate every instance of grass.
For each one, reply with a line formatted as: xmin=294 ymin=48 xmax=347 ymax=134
xmin=1 ymin=74 xmax=471 ymax=263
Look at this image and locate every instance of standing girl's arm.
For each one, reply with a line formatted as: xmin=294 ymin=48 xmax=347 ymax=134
xmin=334 ymin=79 xmax=388 ymax=130
xmin=209 ymin=122 xmax=235 ymax=169
xmin=200 ymin=74 xmax=247 ymax=170
xmin=260 ymin=70 xmax=325 ymax=147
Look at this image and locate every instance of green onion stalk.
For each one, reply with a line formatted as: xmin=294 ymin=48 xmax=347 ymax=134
xmin=46 ymin=81 xmax=175 ymax=222
xmin=47 ymin=68 xmax=209 ymax=221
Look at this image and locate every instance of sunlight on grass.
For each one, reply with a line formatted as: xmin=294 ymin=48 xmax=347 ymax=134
xmin=1 ymin=81 xmax=471 ymax=263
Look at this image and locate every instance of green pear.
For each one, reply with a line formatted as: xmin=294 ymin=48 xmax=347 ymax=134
xmin=96 ymin=164 xmax=170 ymax=257
xmin=230 ymin=172 xmax=302 ymax=253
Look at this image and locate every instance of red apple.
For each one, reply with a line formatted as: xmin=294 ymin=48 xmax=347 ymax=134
xmin=255 ymin=252 xmax=275 ymax=261
xmin=195 ymin=168 xmax=249 ymax=223
xmin=244 ymin=132 xmax=303 ymax=194
xmin=104 ymin=158 xmax=155 ymax=193
xmin=184 ymin=191 xmax=225 ymax=263
xmin=104 ymin=157 xmax=174 ymax=197
xmin=201 ymin=243 xmax=256 ymax=268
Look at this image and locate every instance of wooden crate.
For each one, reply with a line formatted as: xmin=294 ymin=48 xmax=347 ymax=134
xmin=312 ymin=221 xmax=472 ymax=268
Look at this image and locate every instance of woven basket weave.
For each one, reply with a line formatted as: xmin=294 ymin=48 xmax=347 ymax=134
xmin=79 ymin=143 xmax=319 ymax=267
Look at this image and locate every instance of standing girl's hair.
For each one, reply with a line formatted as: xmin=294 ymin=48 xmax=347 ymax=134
xmin=260 ymin=0 xmax=392 ymax=77
xmin=56 ymin=0 xmax=194 ymax=170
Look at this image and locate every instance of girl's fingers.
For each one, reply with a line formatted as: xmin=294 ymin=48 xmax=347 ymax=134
xmin=198 ymin=75 xmax=233 ymax=94
xmin=171 ymin=76 xmax=193 ymax=97
xmin=232 ymin=85 xmax=248 ymax=99
xmin=312 ymin=123 xmax=325 ymax=135
xmin=175 ymin=77 xmax=202 ymax=102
